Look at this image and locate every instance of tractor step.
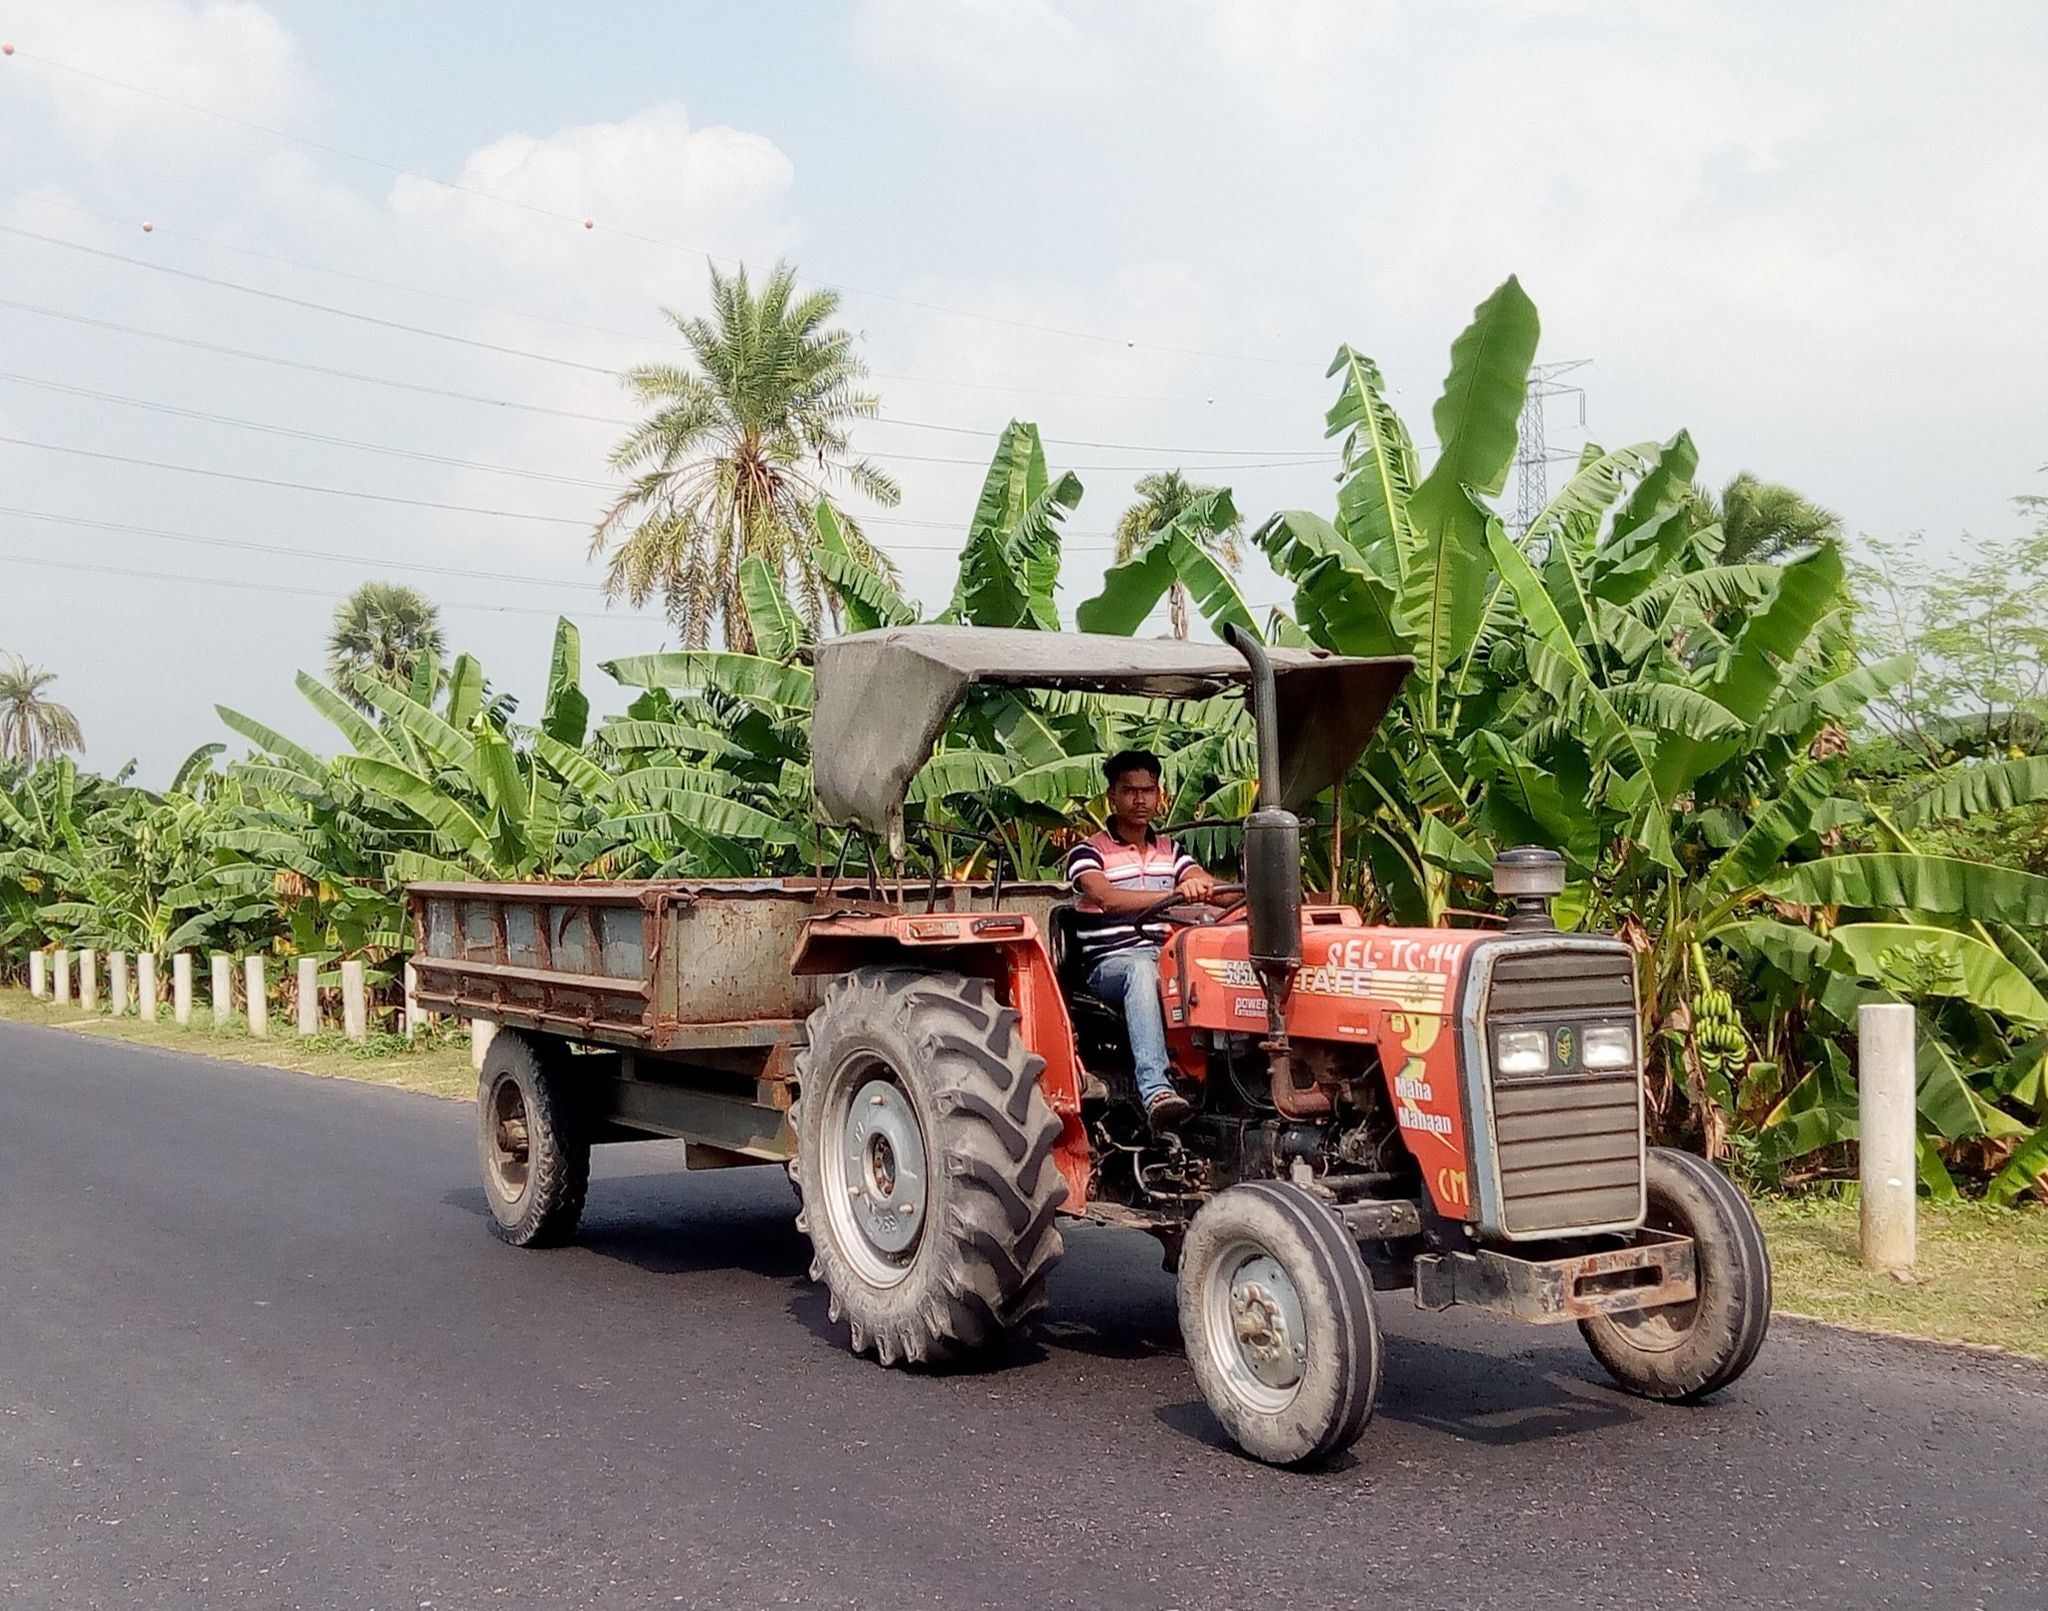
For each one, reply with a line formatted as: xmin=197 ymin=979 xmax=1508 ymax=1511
xmin=1412 ymin=1229 xmax=1697 ymax=1324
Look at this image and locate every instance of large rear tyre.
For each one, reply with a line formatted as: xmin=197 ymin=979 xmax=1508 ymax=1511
xmin=478 ymin=1029 xmax=588 ymax=1248
xmin=1178 ymin=1181 xmax=1382 ymax=1467
xmin=1580 ymin=1147 xmax=1772 ymax=1401
xmin=792 ymin=968 xmax=1067 ymax=1367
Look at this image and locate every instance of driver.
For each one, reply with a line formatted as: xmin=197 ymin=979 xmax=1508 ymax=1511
xmin=1065 ymin=749 xmax=1218 ymax=1132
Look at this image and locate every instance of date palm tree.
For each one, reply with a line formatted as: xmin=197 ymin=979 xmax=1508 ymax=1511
xmin=1692 ymin=472 xmax=1841 ymax=566
xmin=591 ymin=261 xmax=901 ymax=653
xmin=1112 ymin=469 xmax=1244 ymax=638
xmin=0 ymin=653 xmax=84 ymax=765
xmin=326 ymin=583 xmax=445 ymax=711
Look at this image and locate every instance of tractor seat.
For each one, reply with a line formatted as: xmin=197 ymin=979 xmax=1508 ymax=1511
xmin=1047 ymin=903 xmax=1129 ymax=1048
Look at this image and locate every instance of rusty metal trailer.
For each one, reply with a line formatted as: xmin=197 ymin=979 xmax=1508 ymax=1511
xmin=407 ymin=877 xmax=1067 ymax=1169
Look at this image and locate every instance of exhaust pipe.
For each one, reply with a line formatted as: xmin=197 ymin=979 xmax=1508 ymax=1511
xmin=1222 ymin=625 xmax=1322 ymax=1117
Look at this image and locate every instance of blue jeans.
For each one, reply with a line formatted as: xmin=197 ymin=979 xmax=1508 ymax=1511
xmin=1086 ymin=945 xmax=1173 ymax=1106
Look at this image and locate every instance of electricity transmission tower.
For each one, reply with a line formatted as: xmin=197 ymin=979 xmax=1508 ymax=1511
xmin=1513 ymin=360 xmax=1591 ymax=536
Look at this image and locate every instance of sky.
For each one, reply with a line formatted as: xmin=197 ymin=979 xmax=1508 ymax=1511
xmin=1 ymin=0 xmax=2043 ymax=784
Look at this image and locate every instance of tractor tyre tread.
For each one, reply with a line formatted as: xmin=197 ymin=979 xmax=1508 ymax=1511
xmin=793 ymin=967 xmax=1067 ymax=1367
xmin=1580 ymin=1146 xmax=1772 ymax=1401
xmin=478 ymin=1029 xmax=588 ymax=1249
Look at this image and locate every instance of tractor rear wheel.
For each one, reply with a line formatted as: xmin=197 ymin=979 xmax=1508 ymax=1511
xmin=1178 ymin=1181 xmax=1382 ymax=1467
xmin=478 ymin=1029 xmax=588 ymax=1248
xmin=1579 ymin=1147 xmax=1772 ymax=1401
xmin=792 ymin=967 xmax=1067 ymax=1367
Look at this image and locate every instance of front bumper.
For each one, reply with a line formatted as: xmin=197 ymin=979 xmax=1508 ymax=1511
xmin=1412 ymin=1229 xmax=1696 ymax=1323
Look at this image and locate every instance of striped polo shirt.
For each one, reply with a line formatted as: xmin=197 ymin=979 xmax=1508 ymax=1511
xmin=1064 ymin=827 xmax=1197 ymax=965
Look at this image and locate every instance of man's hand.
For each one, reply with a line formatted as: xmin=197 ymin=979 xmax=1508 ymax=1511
xmin=1178 ymin=866 xmax=1219 ymax=902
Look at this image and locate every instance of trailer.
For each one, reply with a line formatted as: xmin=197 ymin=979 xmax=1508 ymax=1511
xmin=409 ymin=875 xmax=1071 ymax=1178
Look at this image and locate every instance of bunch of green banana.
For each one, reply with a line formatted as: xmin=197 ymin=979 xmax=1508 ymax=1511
xmin=1689 ymin=941 xmax=1747 ymax=1079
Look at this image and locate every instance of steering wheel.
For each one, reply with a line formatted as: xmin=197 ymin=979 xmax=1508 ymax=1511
xmin=1135 ymin=883 xmax=1247 ymax=927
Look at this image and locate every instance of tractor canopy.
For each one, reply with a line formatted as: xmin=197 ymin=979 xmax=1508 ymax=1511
xmin=808 ymin=625 xmax=1413 ymax=850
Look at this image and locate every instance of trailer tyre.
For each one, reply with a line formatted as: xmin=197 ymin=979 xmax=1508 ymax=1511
xmin=1579 ymin=1147 xmax=1772 ymax=1401
xmin=1178 ymin=1180 xmax=1382 ymax=1467
xmin=478 ymin=1029 xmax=588 ymax=1248
xmin=792 ymin=968 xmax=1067 ymax=1367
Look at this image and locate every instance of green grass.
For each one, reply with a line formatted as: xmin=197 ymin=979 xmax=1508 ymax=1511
xmin=1758 ymin=1197 xmax=2048 ymax=1361
xmin=0 ymin=984 xmax=477 ymax=1099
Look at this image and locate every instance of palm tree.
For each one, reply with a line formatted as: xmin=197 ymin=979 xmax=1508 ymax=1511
xmin=590 ymin=262 xmax=902 ymax=653
xmin=1112 ymin=469 xmax=1245 ymax=638
xmin=326 ymin=583 xmax=445 ymax=710
xmin=1691 ymin=473 xmax=1842 ymax=566
xmin=0 ymin=653 xmax=84 ymax=765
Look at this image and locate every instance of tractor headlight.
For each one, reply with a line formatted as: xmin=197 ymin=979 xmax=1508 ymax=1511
xmin=1581 ymin=1022 xmax=1636 ymax=1071
xmin=1493 ymin=1027 xmax=1550 ymax=1076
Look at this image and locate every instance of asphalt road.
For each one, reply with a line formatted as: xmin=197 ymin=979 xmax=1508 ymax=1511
xmin=2 ymin=1022 xmax=2044 ymax=1611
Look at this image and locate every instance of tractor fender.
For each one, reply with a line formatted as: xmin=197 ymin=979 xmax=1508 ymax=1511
xmin=789 ymin=914 xmax=1091 ymax=1210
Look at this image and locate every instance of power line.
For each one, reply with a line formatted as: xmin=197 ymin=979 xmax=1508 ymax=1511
xmin=0 ymin=296 xmax=640 ymax=424
xmin=0 ymin=548 xmax=628 ymax=621
xmin=7 ymin=45 xmax=1322 ymax=370
xmin=1 ymin=189 xmax=1349 ymax=405
xmin=0 ymin=280 xmax=1331 ymax=461
xmin=0 ymin=505 xmax=606 ymax=590
xmin=0 ymin=372 xmax=619 ymax=489
xmin=0 ymin=435 xmax=593 ymax=526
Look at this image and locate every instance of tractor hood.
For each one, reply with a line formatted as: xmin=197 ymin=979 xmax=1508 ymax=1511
xmin=808 ymin=625 xmax=1413 ymax=850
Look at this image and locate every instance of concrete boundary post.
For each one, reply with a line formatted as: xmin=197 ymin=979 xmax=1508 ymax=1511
xmin=403 ymin=961 xmax=421 ymax=1040
xmin=53 ymin=948 xmax=70 ymax=1006
xmin=245 ymin=956 xmax=268 ymax=1038
xmin=340 ymin=960 xmax=367 ymax=1043
xmin=1859 ymin=1002 xmax=1917 ymax=1272
xmin=110 ymin=952 xmax=131 ymax=1017
xmin=79 ymin=949 xmax=98 ymax=1013
xmin=297 ymin=957 xmax=319 ymax=1037
xmin=210 ymin=954 xmax=234 ymax=1027
xmin=172 ymin=953 xmax=194 ymax=1025
xmin=471 ymin=1019 xmax=497 ymax=1072
xmin=138 ymin=954 xmax=160 ymax=1022
xmin=29 ymin=951 xmax=46 ymax=998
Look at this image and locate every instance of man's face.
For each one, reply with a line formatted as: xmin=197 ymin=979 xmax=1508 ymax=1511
xmin=1108 ymin=769 xmax=1162 ymax=831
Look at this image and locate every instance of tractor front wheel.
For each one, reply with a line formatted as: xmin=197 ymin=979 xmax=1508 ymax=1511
xmin=1178 ymin=1181 xmax=1382 ymax=1467
xmin=1579 ymin=1147 xmax=1772 ymax=1401
xmin=792 ymin=968 xmax=1067 ymax=1367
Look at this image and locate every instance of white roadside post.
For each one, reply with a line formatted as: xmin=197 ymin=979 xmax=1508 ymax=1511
xmin=53 ymin=948 xmax=70 ymax=1006
xmin=172 ymin=953 xmax=194 ymax=1024
xmin=340 ymin=960 xmax=367 ymax=1043
xmin=1858 ymin=1001 xmax=1917 ymax=1273
xmin=210 ymin=953 xmax=235 ymax=1027
xmin=403 ymin=961 xmax=421 ymax=1040
xmin=297 ymin=957 xmax=319 ymax=1037
xmin=79 ymin=949 xmax=98 ymax=1013
xmin=29 ymin=950 xmax=46 ymax=998
xmin=138 ymin=953 xmax=160 ymax=1022
xmin=471 ymin=1019 xmax=497 ymax=1073
xmin=110 ymin=952 xmax=131 ymax=1016
xmin=244 ymin=956 xmax=268 ymax=1038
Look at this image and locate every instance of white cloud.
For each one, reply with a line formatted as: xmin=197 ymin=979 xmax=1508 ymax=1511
xmin=8 ymin=0 xmax=310 ymax=151
xmin=852 ymin=0 xmax=1107 ymax=101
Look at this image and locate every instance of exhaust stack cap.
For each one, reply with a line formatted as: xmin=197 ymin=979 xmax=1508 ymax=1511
xmin=1495 ymin=845 xmax=1564 ymax=931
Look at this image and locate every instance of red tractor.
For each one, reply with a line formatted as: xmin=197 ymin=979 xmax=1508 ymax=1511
xmin=414 ymin=625 xmax=1770 ymax=1467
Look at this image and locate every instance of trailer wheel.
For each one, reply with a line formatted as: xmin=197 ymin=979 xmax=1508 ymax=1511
xmin=1579 ymin=1147 xmax=1772 ymax=1401
xmin=1178 ymin=1181 xmax=1382 ymax=1467
xmin=792 ymin=968 xmax=1066 ymax=1367
xmin=478 ymin=1029 xmax=588 ymax=1248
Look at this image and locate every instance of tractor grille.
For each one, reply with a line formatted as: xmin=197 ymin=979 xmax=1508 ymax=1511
xmin=1485 ymin=947 xmax=1644 ymax=1236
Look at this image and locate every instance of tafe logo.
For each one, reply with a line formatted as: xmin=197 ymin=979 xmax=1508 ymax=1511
xmin=1552 ymin=1025 xmax=1576 ymax=1068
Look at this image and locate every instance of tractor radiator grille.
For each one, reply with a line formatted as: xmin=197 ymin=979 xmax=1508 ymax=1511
xmin=1485 ymin=947 xmax=1644 ymax=1236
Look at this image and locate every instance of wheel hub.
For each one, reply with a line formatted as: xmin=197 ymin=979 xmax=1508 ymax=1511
xmin=1227 ymin=1255 xmax=1307 ymax=1392
xmin=486 ymin=1079 xmax=531 ymax=1198
xmin=840 ymin=1079 xmax=927 ymax=1259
